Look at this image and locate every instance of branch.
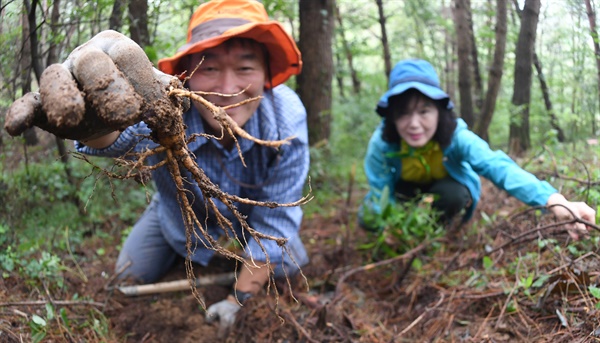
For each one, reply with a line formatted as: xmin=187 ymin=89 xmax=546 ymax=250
xmin=334 ymin=240 xmax=431 ymax=298
xmin=0 ymin=300 xmax=105 ymax=308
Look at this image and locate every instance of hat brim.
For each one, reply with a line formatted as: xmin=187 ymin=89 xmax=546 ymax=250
xmin=376 ymin=82 xmax=453 ymax=116
xmin=158 ymin=21 xmax=301 ymax=89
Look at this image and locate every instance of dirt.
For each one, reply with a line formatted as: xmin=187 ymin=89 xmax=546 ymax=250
xmin=3 ymin=185 xmax=598 ymax=343
xmin=1 ymin=130 xmax=599 ymax=343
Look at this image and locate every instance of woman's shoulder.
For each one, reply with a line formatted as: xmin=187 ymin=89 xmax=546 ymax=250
xmin=449 ymin=118 xmax=483 ymax=146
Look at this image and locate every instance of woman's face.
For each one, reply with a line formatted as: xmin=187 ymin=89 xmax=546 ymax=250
xmin=393 ymin=95 xmax=439 ymax=148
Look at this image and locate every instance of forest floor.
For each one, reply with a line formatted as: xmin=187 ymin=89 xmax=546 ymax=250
xmin=1 ymin=131 xmax=599 ymax=343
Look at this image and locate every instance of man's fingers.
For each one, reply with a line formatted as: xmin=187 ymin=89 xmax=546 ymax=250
xmin=83 ymin=30 xmax=167 ymax=104
xmin=105 ymin=38 xmax=166 ymax=104
xmin=72 ymin=46 xmax=144 ymax=129
xmin=40 ymin=64 xmax=85 ymax=128
xmin=205 ymin=305 xmax=220 ymax=323
xmin=4 ymin=92 xmax=43 ymax=136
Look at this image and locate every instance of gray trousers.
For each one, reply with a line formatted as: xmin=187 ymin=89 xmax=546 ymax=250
xmin=115 ymin=196 xmax=178 ymax=283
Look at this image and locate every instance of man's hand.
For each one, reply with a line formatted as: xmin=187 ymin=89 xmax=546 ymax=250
xmin=205 ymin=298 xmax=241 ymax=334
xmin=547 ymin=193 xmax=597 ymax=240
xmin=4 ymin=30 xmax=180 ymax=142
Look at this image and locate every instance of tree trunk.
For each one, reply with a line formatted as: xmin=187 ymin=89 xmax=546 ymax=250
xmin=46 ymin=0 xmax=71 ymax=165
xmin=584 ymin=0 xmax=600 ymax=135
xmin=110 ymin=0 xmax=127 ymax=32
xmin=375 ymin=0 xmax=392 ymax=82
xmin=128 ymin=0 xmax=149 ymax=48
xmin=297 ymin=0 xmax=334 ymax=146
xmin=335 ymin=3 xmax=361 ymax=95
xmin=466 ymin=0 xmax=483 ymax=118
xmin=21 ymin=0 xmax=38 ymax=146
xmin=475 ymin=0 xmax=507 ymax=141
xmin=334 ymin=51 xmax=345 ymax=99
xmin=407 ymin=0 xmax=426 ymax=56
xmin=441 ymin=0 xmax=457 ymax=104
xmin=453 ymin=0 xmax=475 ymax=127
xmin=533 ymin=52 xmax=566 ymax=142
xmin=509 ymin=0 xmax=540 ymax=156
xmin=45 ymin=0 xmax=61 ymax=67
xmin=23 ymin=0 xmax=43 ymax=87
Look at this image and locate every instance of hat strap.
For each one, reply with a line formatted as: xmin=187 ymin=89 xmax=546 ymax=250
xmin=390 ymin=76 xmax=440 ymax=89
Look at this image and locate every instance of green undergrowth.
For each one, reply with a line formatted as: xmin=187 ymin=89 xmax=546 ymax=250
xmin=0 ymin=148 xmax=151 ymax=287
xmin=358 ymin=188 xmax=445 ymax=262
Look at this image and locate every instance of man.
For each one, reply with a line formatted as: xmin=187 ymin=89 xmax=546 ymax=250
xmin=5 ymin=0 xmax=309 ymax=332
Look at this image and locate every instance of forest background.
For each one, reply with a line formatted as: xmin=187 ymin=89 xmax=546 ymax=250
xmin=1 ymin=0 xmax=600 ymax=342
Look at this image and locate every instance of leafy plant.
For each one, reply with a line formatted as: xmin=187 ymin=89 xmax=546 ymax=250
xmin=359 ymin=186 xmax=444 ymax=260
xmin=29 ymin=303 xmax=55 ymax=343
xmin=589 ymin=285 xmax=600 ymax=309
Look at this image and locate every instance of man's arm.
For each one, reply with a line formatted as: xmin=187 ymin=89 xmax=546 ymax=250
xmin=228 ymin=260 xmax=270 ymax=300
xmin=80 ymin=131 xmax=121 ymax=149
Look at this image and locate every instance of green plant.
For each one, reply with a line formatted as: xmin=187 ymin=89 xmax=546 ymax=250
xmin=28 ymin=303 xmax=55 ymax=343
xmin=589 ymin=285 xmax=600 ymax=309
xmin=359 ymin=186 xmax=444 ymax=260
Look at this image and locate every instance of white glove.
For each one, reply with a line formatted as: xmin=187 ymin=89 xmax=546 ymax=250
xmin=205 ymin=299 xmax=241 ymax=331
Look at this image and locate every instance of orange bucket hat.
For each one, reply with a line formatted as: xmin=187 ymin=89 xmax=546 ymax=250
xmin=157 ymin=0 xmax=302 ymax=88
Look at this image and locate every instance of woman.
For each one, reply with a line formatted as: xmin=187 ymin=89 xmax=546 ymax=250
xmin=361 ymin=59 xmax=595 ymax=239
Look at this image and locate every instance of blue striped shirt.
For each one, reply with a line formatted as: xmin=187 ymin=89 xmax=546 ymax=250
xmin=75 ymin=85 xmax=310 ymax=273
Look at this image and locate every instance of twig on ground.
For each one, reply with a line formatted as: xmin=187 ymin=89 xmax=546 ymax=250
xmin=495 ymin=264 xmax=520 ymax=329
xmin=334 ymin=241 xmax=430 ymax=299
xmin=0 ymin=300 xmax=105 ymax=308
xmin=472 ymin=306 xmax=496 ymax=341
xmin=547 ymin=252 xmax=597 ymax=275
xmin=398 ymin=292 xmax=444 ymax=337
xmin=280 ymin=309 xmax=320 ymax=343
xmin=482 ymin=212 xmax=599 ymax=258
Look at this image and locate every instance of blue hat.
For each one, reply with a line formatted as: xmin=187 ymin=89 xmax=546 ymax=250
xmin=376 ymin=59 xmax=453 ymax=116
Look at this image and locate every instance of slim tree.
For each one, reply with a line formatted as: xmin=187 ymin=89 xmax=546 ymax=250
xmin=110 ymin=0 xmax=126 ymax=32
xmin=467 ymin=0 xmax=483 ymax=115
xmin=335 ymin=3 xmax=361 ymax=95
xmin=128 ymin=0 xmax=149 ymax=48
xmin=375 ymin=0 xmax=392 ymax=82
xmin=453 ymin=0 xmax=475 ymax=127
xmin=297 ymin=0 xmax=335 ymax=145
xmin=475 ymin=0 xmax=507 ymax=141
xmin=509 ymin=0 xmax=540 ymax=156
xmin=585 ymin=0 xmax=600 ymax=135
xmin=533 ymin=52 xmax=566 ymax=142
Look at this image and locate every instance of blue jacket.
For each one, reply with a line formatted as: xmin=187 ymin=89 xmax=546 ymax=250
xmin=363 ymin=118 xmax=557 ymax=220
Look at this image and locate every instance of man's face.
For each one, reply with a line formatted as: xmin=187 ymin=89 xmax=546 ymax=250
xmin=188 ymin=40 xmax=267 ymax=136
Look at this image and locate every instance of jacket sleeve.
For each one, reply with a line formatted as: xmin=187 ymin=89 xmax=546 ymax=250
xmin=451 ymin=128 xmax=557 ymax=206
xmin=363 ymin=124 xmax=397 ymax=214
xmin=243 ymin=87 xmax=310 ymax=276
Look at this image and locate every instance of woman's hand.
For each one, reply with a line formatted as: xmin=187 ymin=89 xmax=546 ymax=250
xmin=546 ymin=193 xmax=596 ymax=240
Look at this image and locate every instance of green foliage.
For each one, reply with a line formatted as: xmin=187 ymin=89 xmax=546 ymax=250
xmin=0 ymin=153 xmax=150 ymax=286
xmin=359 ymin=187 xmax=444 ymax=260
xmin=28 ymin=303 xmax=58 ymax=343
xmin=589 ymin=285 xmax=600 ymax=309
xmin=29 ymin=313 xmax=48 ymax=343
